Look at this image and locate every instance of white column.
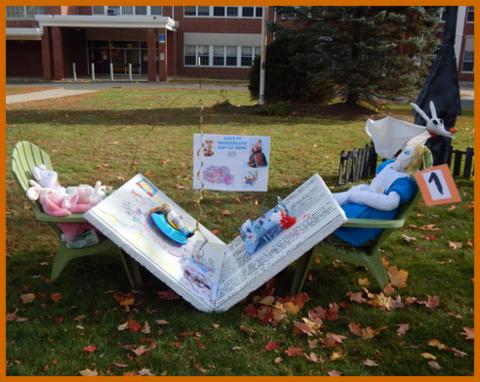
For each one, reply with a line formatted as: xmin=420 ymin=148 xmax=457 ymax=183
xmin=91 ymin=62 xmax=95 ymax=81
xmin=110 ymin=62 xmax=114 ymax=81
xmin=72 ymin=62 xmax=77 ymax=81
xmin=128 ymin=63 xmax=132 ymax=81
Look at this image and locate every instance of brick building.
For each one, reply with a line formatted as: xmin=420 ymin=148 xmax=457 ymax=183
xmin=6 ymin=5 xmax=274 ymax=81
xmin=6 ymin=6 xmax=473 ymax=84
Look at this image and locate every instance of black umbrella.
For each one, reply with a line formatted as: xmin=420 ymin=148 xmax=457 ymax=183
xmin=413 ymin=6 xmax=462 ymax=165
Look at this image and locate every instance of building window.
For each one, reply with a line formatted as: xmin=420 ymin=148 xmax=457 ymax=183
xmin=241 ymin=46 xmax=254 ymax=66
xmin=7 ymin=6 xmax=44 ymax=19
xmin=135 ymin=6 xmax=147 ymax=15
xmin=213 ymin=7 xmax=225 ymax=17
xmin=198 ymin=45 xmax=210 ymax=66
xmin=227 ymin=7 xmax=238 ymax=17
xmin=197 ymin=6 xmax=210 ymax=16
xmin=242 ymin=7 xmax=255 ymax=17
xmin=462 ymin=51 xmax=474 ymax=72
xmin=213 ymin=46 xmax=225 ymax=66
xmin=226 ymin=46 xmax=238 ymax=66
xmin=151 ymin=7 xmax=163 ymax=15
xmin=184 ymin=6 xmax=196 ymax=16
xmin=255 ymin=7 xmax=263 ymax=18
xmin=184 ymin=45 xmax=196 ymax=66
xmin=466 ymin=6 xmax=474 ymax=23
xmin=254 ymin=46 xmax=261 ymax=57
xmin=106 ymin=6 xmax=121 ymax=16
xmin=122 ymin=6 xmax=134 ymax=15
xmin=92 ymin=6 xmax=104 ymax=15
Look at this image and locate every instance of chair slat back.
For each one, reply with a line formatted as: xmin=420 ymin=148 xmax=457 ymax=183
xmin=12 ymin=142 xmax=54 ymax=212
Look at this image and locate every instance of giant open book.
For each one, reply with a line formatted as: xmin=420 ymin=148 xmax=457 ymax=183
xmin=85 ymin=174 xmax=347 ymax=312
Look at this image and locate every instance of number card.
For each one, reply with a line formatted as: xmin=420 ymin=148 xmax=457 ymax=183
xmin=414 ymin=164 xmax=461 ymax=206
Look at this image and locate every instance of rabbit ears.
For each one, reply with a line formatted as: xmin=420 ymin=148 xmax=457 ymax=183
xmin=411 ymin=101 xmax=438 ymax=122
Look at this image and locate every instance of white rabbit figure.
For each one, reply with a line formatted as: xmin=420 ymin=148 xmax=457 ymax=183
xmin=410 ymin=101 xmax=453 ymax=138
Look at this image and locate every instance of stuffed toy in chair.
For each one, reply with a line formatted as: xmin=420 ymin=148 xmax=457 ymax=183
xmin=333 ymin=143 xmax=428 ymax=247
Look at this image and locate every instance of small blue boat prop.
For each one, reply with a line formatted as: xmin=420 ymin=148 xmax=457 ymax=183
xmin=150 ymin=211 xmax=191 ymax=245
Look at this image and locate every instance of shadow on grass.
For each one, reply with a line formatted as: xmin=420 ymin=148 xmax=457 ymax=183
xmin=7 ymin=104 xmax=380 ymax=127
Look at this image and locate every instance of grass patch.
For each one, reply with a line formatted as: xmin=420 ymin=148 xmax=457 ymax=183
xmin=6 ymin=88 xmax=473 ymax=376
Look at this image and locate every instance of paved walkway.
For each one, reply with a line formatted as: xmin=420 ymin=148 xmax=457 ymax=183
xmin=6 ymin=88 xmax=97 ymax=105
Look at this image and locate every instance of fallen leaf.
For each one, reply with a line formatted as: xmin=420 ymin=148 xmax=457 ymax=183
xmin=79 ymin=368 xmax=98 ymax=376
xmin=127 ymin=319 xmax=143 ymax=333
xmin=308 ymin=305 xmax=326 ymax=322
xmin=112 ymin=292 xmax=135 ymax=307
xmin=50 ymin=293 xmax=62 ymax=303
xmin=346 ymin=291 xmax=366 ymax=304
xmin=20 ymin=293 xmax=35 ymax=304
xmin=293 ymin=319 xmax=320 ymax=336
xmin=156 ymin=319 xmax=169 ymax=326
xmin=131 ymin=345 xmax=149 ymax=357
xmin=82 ymin=345 xmax=97 ymax=353
xmin=348 ymin=322 xmax=379 ymax=339
xmin=418 ymin=295 xmax=440 ymax=309
xmin=428 ymin=360 xmax=442 ymax=371
xmin=323 ymin=333 xmax=347 ymax=348
xmin=328 ymin=369 xmax=343 ymax=376
xmin=450 ymin=347 xmax=468 ymax=357
xmin=402 ymin=234 xmax=417 ymax=243
xmin=363 ymin=359 xmax=379 ymax=367
xmin=396 ymin=323 xmax=410 ymax=337
xmin=141 ymin=321 xmax=151 ymax=334
xmin=383 ymin=283 xmax=396 ymax=296
xmin=326 ymin=303 xmax=340 ymax=320
xmin=305 ymin=352 xmax=321 ymax=363
xmin=427 ymin=339 xmax=447 ymax=350
xmin=421 ymin=352 xmax=437 ymax=360
xmin=264 ymin=341 xmax=280 ymax=351
xmin=138 ymin=368 xmax=154 ymax=376
xmin=113 ymin=362 xmax=128 ymax=368
xmin=330 ymin=351 xmax=343 ymax=361
xmin=419 ymin=224 xmax=439 ymax=232
xmin=388 ymin=266 xmax=408 ymax=289
xmin=448 ymin=241 xmax=463 ymax=250
xmin=284 ymin=346 xmax=304 ymax=357
xmin=258 ymin=296 xmax=275 ymax=306
xmin=461 ymin=327 xmax=474 ymax=341
xmin=239 ymin=325 xmax=255 ymax=336
xmin=222 ymin=209 xmax=232 ymax=216
xmin=358 ymin=278 xmax=370 ymax=287
xmin=117 ymin=321 xmax=129 ymax=331
xmin=274 ymin=356 xmax=282 ymax=364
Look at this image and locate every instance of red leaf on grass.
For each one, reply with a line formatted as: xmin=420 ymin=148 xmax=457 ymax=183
xmin=264 ymin=341 xmax=280 ymax=351
xmin=308 ymin=305 xmax=326 ymax=322
xmin=461 ymin=327 xmax=474 ymax=341
xmin=113 ymin=292 xmax=135 ymax=307
xmin=50 ymin=293 xmax=62 ymax=302
xmin=326 ymin=303 xmax=340 ymax=320
xmin=323 ymin=333 xmax=347 ymax=348
xmin=284 ymin=346 xmax=304 ymax=357
xmin=82 ymin=345 xmax=97 ymax=353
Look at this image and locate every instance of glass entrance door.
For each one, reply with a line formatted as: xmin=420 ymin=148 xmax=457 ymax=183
xmin=126 ymin=48 xmax=141 ymax=74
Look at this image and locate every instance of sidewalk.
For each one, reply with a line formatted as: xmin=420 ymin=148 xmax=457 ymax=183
xmin=6 ymin=88 xmax=97 ymax=105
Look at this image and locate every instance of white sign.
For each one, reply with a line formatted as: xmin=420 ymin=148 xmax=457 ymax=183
xmin=85 ymin=174 xmax=346 ymax=312
xmin=193 ymin=134 xmax=271 ymax=192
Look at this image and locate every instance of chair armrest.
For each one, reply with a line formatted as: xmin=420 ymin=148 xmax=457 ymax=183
xmin=342 ymin=218 xmax=405 ymax=229
xmin=35 ymin=211 xmax=87 ymax=223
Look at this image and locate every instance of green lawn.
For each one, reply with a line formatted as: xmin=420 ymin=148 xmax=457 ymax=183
xmin=6 ymin=88 xmax=474 ymax=376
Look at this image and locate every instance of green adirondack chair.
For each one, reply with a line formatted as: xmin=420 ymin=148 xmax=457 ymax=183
xmin=11 ymin=141 xmax=142 ymax=288
xmin=290 ymin=149 xmax=433 ymax=293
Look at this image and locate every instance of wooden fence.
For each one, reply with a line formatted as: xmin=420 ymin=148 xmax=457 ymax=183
xmin=337 ymin=144 xmax=473 ymax=186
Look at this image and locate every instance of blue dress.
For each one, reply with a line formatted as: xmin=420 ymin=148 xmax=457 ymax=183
xmin=333 ymin=160 xmax=417 ymax=247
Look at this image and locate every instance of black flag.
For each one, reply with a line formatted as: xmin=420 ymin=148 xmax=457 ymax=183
xmin=413 ymin=6 xmax=462 ymax=165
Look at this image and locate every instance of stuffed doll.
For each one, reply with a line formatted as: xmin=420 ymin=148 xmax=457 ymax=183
xmin=333 ymin=143 xmax=428 ymax=247
xmin=26 ymin=165 xmax=106 ymax=243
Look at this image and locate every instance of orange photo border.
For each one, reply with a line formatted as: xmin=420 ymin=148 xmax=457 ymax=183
xmin=1 ymin=1 xmax=478 ymax=380
xmin=415 ymin=164 xmax=462 ymax=206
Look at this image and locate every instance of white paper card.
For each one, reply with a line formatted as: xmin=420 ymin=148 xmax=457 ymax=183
xmin=193 ymin=134 xmax=271 ymax=192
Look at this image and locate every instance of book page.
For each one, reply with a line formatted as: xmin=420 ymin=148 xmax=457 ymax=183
xmin=214 ymin=174 xmax=347 ymax=311
xmin=85 ymin=174 xmax=226 ymax=312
